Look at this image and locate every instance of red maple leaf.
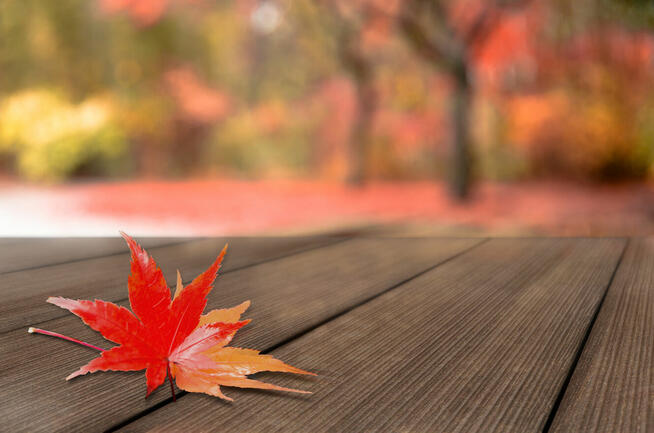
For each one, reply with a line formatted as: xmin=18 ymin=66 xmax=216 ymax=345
xmin=39 ymin=232 xmax=314 ymax=401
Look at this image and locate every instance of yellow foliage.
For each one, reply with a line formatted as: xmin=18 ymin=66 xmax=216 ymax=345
xmin=0 ymin=89 xmax=126 ymax=181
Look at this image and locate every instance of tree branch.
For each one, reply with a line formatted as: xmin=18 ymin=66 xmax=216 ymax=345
xmin=464 ymin=0 xmax=536 ymax=46
xmin=463 ymin=6 xmax=501 ymax=46
xmin=399 ymin=0 xmax=465 ymax=71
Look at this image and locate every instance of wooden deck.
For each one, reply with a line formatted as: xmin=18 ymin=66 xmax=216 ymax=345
xmin=1 ymin=237 xmax=651 ymax=432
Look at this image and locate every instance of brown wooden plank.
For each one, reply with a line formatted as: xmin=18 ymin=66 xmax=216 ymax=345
xmin=0 ymin=238 xmax=28 ymax=245
xmin=0 ymin=237 xmax=190 ymax=274
xmin=0 ymin=238 xmax=479 ymax=433
xmin=0 ymin=236 xmax=339 ymax=333
xmin=120 ymin=238 xmax=625 ymax=433
xmin=549 ymin=239 xmax=652 ymax=432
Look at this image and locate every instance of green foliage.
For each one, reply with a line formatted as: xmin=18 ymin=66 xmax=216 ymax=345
xmin=635 ymin=103 xmax=654 ymax=176
xmin=207 ymin=104 xmax=312 ymax=177
xmin=603 ymin=0 xmax=654 ymax=29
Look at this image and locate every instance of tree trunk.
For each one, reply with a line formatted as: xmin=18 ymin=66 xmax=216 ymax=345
xmin=338 ymin=26 xmax=376 ymax=186
xmin=450 ymin=60 xmax=472 ymax=199
xmin=348 ymin=76 xmax=376 ymax=185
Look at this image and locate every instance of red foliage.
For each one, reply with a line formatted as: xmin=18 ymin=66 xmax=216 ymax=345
xmin=165 ymin=67 xmax=231 ymax=124
xmin=99 ymin=0 xmax=168 ymax=26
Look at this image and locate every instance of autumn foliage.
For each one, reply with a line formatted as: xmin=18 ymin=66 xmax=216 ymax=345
xmin=1 ymin=0 xmax=653 ymax=183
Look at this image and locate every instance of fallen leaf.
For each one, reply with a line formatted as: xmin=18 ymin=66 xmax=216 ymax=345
xmin=45 ymin=232 xmax=314 ymax=401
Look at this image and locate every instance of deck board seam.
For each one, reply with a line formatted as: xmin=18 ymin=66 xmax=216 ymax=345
xmin=4 ymin=237 xmax=348 ymax=335
xmin=0 ymin=238 xmax=205 ymax=276
xmin=541 ymin=238 xmax=629 ymax=433
xmin=103 ymin=237 xmax=489 ymax=433
xmin=260 ymin=237 xmax=488 ymax=355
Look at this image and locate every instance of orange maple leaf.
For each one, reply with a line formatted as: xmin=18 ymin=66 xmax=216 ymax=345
xmin=38 ymin=232 xmax=314 ymax=401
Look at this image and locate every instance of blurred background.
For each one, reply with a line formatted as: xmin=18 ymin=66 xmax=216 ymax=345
xmin=0 ymin=0 xmax=653 ymax=236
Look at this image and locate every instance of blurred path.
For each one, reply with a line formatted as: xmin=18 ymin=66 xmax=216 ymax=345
xmin=0 ymin=179 xmax=652 ymax=236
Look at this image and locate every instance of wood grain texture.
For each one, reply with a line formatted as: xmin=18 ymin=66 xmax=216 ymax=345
xmin=121 ymin=238 xmax=625 ymax=433
xmin=0 ymin=237 xmax=187 ymax=274
xmin=0 ymin=236 xmax=338 ymax=333
xmin=0 ymin=238 xmax=478 ymax=433
xmin=549 ymin=239 xmax=653 ymax=433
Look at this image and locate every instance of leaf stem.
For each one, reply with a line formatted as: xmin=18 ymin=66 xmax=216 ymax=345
xmin=28 ymin=327 xmax=105 ymax=351
xmin=167 ymin=365 xmax=176 ymax=402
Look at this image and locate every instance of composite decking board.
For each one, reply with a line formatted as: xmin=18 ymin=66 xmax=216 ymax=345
xmin=549 ymin=238 xmax=653 ymax=433
xmin=0 ymin=238 xmax=479 ymax=433
xmin=0 ymin=236 xmax=339 ymax=334
xmin=120 ymin=238 xmax=626 ymax=433
xmin=0 ymin=237 xmax=192 ymax=274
